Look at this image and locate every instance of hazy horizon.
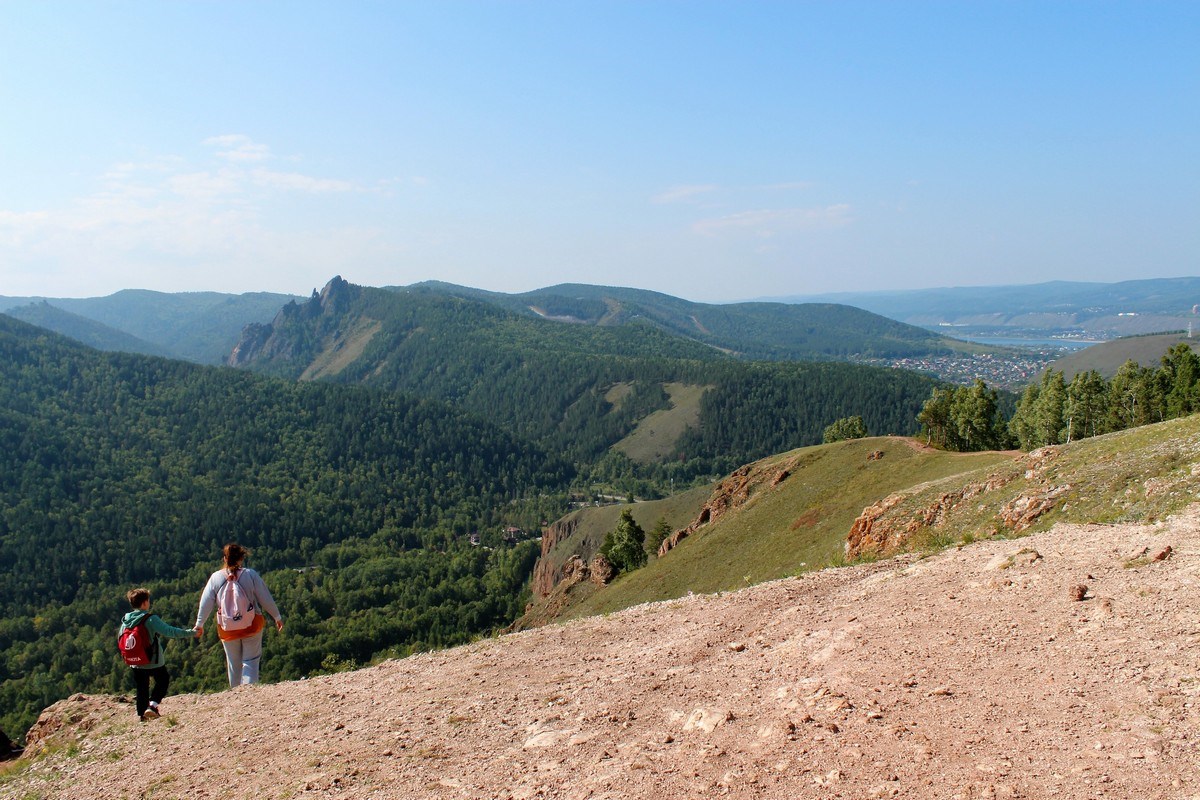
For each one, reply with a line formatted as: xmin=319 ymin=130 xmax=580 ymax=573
xmin=7 ymin=274 xmax=1200 ymax=311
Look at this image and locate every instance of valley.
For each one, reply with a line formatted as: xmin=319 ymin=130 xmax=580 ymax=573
xmin=2 ymin=274 xmax=1200 ymax=772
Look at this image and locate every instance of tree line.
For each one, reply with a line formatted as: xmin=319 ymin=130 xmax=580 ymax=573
xmin=917 ymin=344 xmax=1200 ymax=451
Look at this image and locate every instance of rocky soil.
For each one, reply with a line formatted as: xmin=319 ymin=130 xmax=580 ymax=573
xmin=6 ymin=506 xmax=1200 ymax=799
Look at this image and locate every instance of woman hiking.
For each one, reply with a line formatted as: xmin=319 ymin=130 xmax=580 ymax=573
xmin=195 ymin=543 xmax=284 ymax=687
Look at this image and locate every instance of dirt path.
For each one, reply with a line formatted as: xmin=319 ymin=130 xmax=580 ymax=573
xmin=7 ymin=506 xmax=1200 ymax=799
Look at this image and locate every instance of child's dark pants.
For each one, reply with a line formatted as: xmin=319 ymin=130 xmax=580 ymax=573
xmin=132 ymin=666 xmax=169 ymax=717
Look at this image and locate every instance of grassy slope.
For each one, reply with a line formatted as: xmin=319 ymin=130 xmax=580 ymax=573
xmin=559 ymin=437 xmax=1010 ymax=621
xmin=300 ymin=319 xmax=383 ymax=380
xmin=541 ymin=485 xmax=715 ymax=579
xmin=611 ymin=382 xmax=709 ymax=463
xmin=546 ymin=414 xmax=1200 ymax=624
xmin=894 ymin=414 xmax=1200 ymax=550
xmin=1050 ymin=332 xmax=1197 ymax=379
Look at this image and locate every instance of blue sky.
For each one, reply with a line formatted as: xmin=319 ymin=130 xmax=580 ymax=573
xmin=0 ymin=1 xmax=1196 ymax=302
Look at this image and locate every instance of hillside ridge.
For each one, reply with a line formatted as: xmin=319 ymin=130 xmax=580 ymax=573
xmin=521 ymin=414 xmax=1200 ymax=628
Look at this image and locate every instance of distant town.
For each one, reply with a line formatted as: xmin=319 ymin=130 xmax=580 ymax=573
xmin=861 ymin=348 xmax=1066 ymax=390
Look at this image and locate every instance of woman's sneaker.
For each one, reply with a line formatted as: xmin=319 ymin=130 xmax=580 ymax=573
xmin=141 ymin=707 xmax=160 ymax=721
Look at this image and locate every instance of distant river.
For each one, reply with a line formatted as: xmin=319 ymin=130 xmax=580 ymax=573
xmin=949 ymin=334 xmax=1100 ymax=350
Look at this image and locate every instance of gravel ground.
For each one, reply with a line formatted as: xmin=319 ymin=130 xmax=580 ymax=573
xmin=7 ymin=506 xmax=1200 ymax=800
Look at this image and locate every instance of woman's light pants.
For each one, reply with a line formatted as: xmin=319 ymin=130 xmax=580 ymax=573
xmin=221 ymin=631 xmax=263 ymax=687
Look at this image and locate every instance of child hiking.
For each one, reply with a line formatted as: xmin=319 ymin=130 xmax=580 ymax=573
xmin=119 ymin=587 xmax=199 ymax=721
xmin=195 ymin=543 xmax=284 ymax=688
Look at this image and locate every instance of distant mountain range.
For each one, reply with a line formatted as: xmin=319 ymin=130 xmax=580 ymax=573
xmin=1 ymin=301 xmax=173 ymax=358
xmin=0 ymin=289 xmax=301 ymax=364
xmin=1 ymin=280 xmax=980 ymax=367
xmin=8 ymin=276 xmax=1199 ymax=388
xmin=777 ymin=277 xmax=1200 ymax=339
xmin=227 ymin=276 xmax=945 ymax=472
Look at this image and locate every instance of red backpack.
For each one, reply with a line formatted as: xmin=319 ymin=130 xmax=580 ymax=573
xmin=117 ymin=617 xmax=154 ymax=666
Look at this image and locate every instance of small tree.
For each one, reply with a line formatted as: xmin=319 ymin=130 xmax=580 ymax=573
xmin=1161 ymin=343 xmax=1200 ymax=418
xmin=917 ymin=388 xmax=954 ymax=447
xmin=1108 ymin=360 xmax=1159 ymax=431
xmin=646 ymin=517 xmax=673 ymax=556
xmin=1009 ymin=381 xmax=1041 ymax=450
xmin=1064 ymin=369 xmax=1108 ymax=442
xmin=823 ymin=415 xmax=868 ymax=444
xmin=600 ymin=509 xmax=647 ymax=573
xmin=1033 ymin=370 xmax=1067 ymax=446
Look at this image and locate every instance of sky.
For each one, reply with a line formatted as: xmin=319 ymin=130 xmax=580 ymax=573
xmin=0 ymin=2 xmax=1196 ymax=303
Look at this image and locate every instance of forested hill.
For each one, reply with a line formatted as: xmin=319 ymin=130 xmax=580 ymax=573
xmin=230 ymin=277 xmax=944 ymax=481
xmin=0 ymin=314 xmax=572 ymax=736
xmin=0 ymin=288 xmax=301 ymax=364
xmin=4 ymin=301 xmax=171 ymax=358
xmin=405 ymin=280 xmax=971 ymax=361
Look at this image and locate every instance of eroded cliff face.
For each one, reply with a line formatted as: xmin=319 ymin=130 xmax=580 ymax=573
xmin=659 ymin=458 xmax=800 ymax=557
xmin=844 ymin=446 xmax=1069 ymax=559
xmin=530 ymin=515 xmax=582 ymax=599
xmin=226 ymin=321 xmax=275 ymax=366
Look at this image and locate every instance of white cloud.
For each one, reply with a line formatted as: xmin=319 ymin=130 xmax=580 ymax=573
xmin=204 ymin=134 xmax=272 ymax=162
xmin=168 ymin=169 xmax=246 ymax=201
xmin=0 ymin=136 xmax=383 ymax=295
xmin=0 ymin=210 xmax=51 ymax=248
xmin=652 ymin=184 xmax=718 ymax=204
xmin=251 ymin=169 xmax=355 ymax=193
xmin=692 ymin=205 xmax=852 ymax=238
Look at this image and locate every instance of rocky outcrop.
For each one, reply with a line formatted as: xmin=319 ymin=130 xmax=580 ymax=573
xmin=845 ymin=447 xmax=1072 ymax=559
xmin=658 ymin=465 xmax=754 ymax=557
xmin=999 ymin=485 xmax=1072 ymax=531
xmin=844 ymin=494 xmax=909 ymax=557
xmin=226 ymin=321 xmax=275 ymax=366
xmin=560 ymin=554 xmax=588 ymax=584
xmin=554 ymin=553 xmax=616 ymax=588
xmin=845 ymin=473 xmax=1022 ymax=558
xmin=531 ymin=516 xmax=581 ymax=598
xmin=24 ymin=694 xmax=129 ymax=756
xmin=227 ymin=276 xmax=357 ymax=367
xmin=659 ymin=456 xmax=807 ymax=558
xmin=588 ymin=553 xmax=615 ymax=585
xmin=513 ymin=551 xmax=615 ymax=631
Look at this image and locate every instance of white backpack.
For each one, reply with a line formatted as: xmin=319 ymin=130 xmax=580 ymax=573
xmin=217 ymin=569 xmax=256 ymax=631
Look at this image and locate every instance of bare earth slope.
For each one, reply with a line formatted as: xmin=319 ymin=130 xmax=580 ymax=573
xmin=9 ymin=508 xmax=1200 ymax=799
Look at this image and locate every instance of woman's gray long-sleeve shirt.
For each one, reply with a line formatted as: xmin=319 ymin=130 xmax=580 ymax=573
xmin=195 ymin=567 xmax=282 ymax=630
